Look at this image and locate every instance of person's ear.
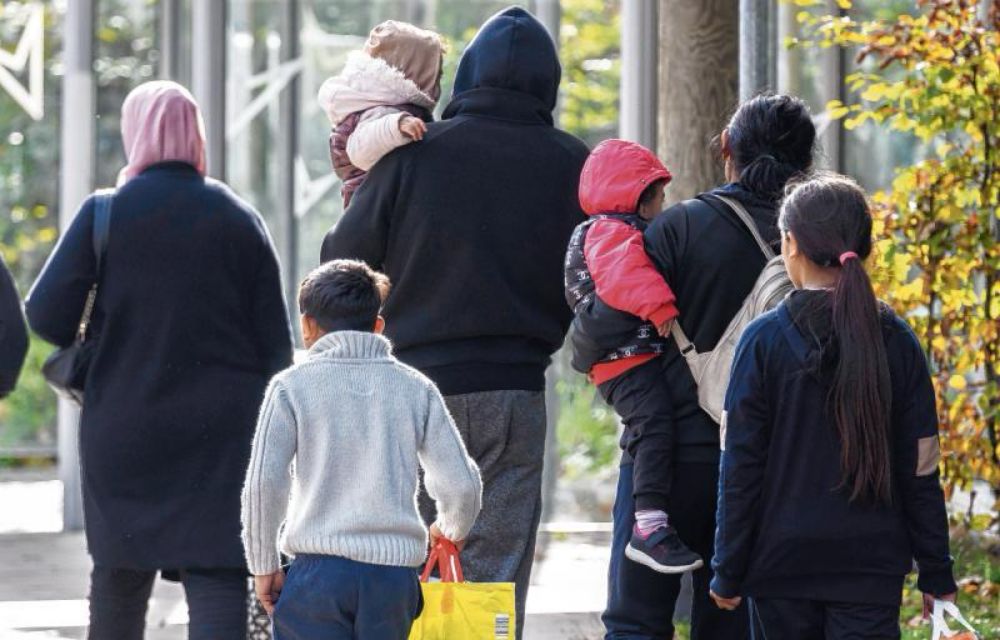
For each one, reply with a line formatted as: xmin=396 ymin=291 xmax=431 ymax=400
xmin=720 ymin=128 xmax=731 ymax=159
xmin=784 ymin=231 xmax=800 ymax=259
xmin=373 ymin=316 xmax=386 ymax=335
xmin=301 ymin=314 xmax=321 ymax=346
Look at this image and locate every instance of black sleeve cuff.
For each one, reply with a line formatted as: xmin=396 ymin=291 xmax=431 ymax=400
xmin=710 ymin=573 xmax=741 ymax=599
xmin=917 ymin=566 xmax=957 ymax=596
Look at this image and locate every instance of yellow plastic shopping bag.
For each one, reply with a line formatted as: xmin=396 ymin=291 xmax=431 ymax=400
xmin=409 ymin=540 xmax=516 ymax=640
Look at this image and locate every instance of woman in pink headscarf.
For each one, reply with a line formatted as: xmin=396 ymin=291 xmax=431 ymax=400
xmin=118 ymin=80 xmax=207 ymax=182
xmin=28 ymin=81 xmax=293 ymax=640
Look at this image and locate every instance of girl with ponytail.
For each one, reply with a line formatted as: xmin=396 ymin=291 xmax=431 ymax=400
xmin=709 ymin=174 xmax=957 ymax=639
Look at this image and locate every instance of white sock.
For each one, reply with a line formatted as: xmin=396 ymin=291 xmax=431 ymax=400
xmin=635 ymin=509 xmax=668 ymax=538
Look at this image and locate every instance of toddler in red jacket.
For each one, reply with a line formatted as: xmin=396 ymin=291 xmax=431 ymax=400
xmin=564 ymin=139 xmax=702 ymax=573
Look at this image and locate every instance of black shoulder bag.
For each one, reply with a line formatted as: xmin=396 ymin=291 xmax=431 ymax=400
xmin=42 ymin=190 xmax=113 ymax=406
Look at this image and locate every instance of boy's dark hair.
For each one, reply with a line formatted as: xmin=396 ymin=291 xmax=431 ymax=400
xmin=298 ymin=259 xmax=391 ymax=332
xmin=636 ymin=178 xmax=668 ymax=211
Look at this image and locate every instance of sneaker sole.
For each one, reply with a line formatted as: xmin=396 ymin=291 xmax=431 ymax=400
xmin=625 ymin=544 xmax=704 ymax=574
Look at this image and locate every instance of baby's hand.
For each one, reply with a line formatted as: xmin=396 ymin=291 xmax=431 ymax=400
xmin=656 ymin=318 xmax=674 ymax=338
xmin=399 ymin=116 xmax=427 ymax=141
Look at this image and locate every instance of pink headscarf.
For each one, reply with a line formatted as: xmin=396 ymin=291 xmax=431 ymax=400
xmin=119 ymin=81 xmax=207 ymax=183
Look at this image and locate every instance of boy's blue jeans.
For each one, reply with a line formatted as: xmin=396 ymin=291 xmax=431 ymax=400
xmin=272 ymin=554 xmax=423 ymax=640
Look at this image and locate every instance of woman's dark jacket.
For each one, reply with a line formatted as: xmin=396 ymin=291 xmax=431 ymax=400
xmin=26 ymin=162 xmax=293 ymax=570
xmin=573 ymin=183 xmax=779 ymax=462
xmin=711 ymin=291 xmax=955 ymax=605
xmin=0 ymin=256 xmax=28 ymax=398
xmin=321 ymin=7 xmax=589 ymax=396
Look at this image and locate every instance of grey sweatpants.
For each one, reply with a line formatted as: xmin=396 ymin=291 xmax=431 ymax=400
xmin=420 ymin=389 xmax=546 ymax=640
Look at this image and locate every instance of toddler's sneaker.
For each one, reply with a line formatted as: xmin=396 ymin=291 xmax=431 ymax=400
xmin=625 ymin=525 xmax=703 ymax=574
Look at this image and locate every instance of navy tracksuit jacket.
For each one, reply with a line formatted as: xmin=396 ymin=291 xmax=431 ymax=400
xmin=712 ymin=290 xmax=956 ymax=607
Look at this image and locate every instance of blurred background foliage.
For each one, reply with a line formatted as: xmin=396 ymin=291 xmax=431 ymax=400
xmin=790 ymin=0 xmax=999 ymax=521
xmin=0 ymin=0 xmax=156 ymax=452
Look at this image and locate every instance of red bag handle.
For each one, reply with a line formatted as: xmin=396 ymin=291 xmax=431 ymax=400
xmin=420 ymin=540 xmax=464 ymax=583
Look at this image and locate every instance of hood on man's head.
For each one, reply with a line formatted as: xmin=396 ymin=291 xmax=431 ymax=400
xmin=451 ymin=6 xmax=561 ymax=111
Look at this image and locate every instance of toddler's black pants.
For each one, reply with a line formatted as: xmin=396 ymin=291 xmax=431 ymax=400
xmin=598 ymin=357 xmax=673 ymax=511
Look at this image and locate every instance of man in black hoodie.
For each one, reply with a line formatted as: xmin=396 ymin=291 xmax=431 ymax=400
xmin=321 ymin=8 xmax=589 ymax=636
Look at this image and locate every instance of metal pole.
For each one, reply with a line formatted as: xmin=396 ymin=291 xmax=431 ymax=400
xmin=534 ymin=0 xmax=561 ymax=41
xmin=59 ymin=0 xmax=95 ymax=532
xmin=739 ymin=0 xmax=777 ymax=100
xmin=777 ymin=0 xmax=801 ymax=94
xmin=533 ymin=1 xmax=561 ymax=122
xmin=820 ymin=0 xmax=847 ymax=171
xmin=620 ymin=0 xmax=658 ymax=148
xmin=531 ymin=0 xmax=562 ymax=525
xmin=159 ymin=0 xmax=181 ymax=81
xmin=192 ymin=1 xmax=227 ymax=179
xmin=278 ymin=0 xmax=300 ymax=322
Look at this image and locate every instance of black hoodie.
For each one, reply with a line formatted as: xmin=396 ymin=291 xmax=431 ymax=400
xmin=321 ymin=7 xmax=589 ymax=395
xmin=711 ymin=291 xmax=956 ymax=605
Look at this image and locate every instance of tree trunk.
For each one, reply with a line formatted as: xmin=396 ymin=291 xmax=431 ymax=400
xmin=658 ymin=0 xmax=739 ymax=203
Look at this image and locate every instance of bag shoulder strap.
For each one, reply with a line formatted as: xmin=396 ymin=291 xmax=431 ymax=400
xmin=709 ymin=194 xmax=775 ymax=259
xmin=669 ymin=194 xmax=775 ymax=353
xmin=76 ymin=190 xmax=113 ymax=342
xmin=92 ymin=189 xmax=114 ymax=275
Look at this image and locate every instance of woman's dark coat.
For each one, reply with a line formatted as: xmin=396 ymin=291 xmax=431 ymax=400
xmin=27 ymin=162 xmax=293 ymax=570
xmin=0 ymin=256 xmax=28 ymax=398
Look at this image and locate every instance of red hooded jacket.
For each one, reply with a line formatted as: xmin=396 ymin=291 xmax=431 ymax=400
xmin=578 ymin=139 xmax=678 ymax=384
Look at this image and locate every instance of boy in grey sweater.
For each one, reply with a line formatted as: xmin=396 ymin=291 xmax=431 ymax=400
xmin=241 ymin=259 xmax=482 ymax=640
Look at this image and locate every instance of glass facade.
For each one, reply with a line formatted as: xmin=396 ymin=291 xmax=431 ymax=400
xmin=0 ymin=0 xmax=921 ymax=508
xmin=225 ymin=0 xmax=516 ymax=305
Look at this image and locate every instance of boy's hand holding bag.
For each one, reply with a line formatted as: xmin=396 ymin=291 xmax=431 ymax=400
xmin=409 ymin=540 xmax=516 ymax=640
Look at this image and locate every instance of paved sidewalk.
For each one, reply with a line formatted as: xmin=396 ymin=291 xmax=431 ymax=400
xmin=0 ymin=479 xmax=608 ymax=639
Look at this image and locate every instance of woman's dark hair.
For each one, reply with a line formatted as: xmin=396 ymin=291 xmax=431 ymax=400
xmin=727 ymin=93 xmax=816 ymax=200
xmin=779 ymin=173 xmax=893 ymax=504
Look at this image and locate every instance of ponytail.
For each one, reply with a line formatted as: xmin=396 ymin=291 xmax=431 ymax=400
xmin=780 ymin=174 xmax=893 ymax=504
xmin=738 ymin=154 xmax=801 ymax=201
xmin=831 ymin=253 xmax=893 ymax=503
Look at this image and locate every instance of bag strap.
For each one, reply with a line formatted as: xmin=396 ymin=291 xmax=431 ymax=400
xmin=670 ymin=320 xmax=695 ymax=355
xmin=419 ymin=540 xmax=464 ymax=583
xmin=710 ymin=194 xmax=775 ymax=260
xmin=92 ymin=189 xmax=114 ymax=275
xmin=669 ymin=195 xmax=776 ymax=353
xmin=76 ymin=190 xmax=113 ymax=342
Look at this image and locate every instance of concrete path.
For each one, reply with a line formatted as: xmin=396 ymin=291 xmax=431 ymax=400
xmin=0 ymin=478 xmax=608 ymax=639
